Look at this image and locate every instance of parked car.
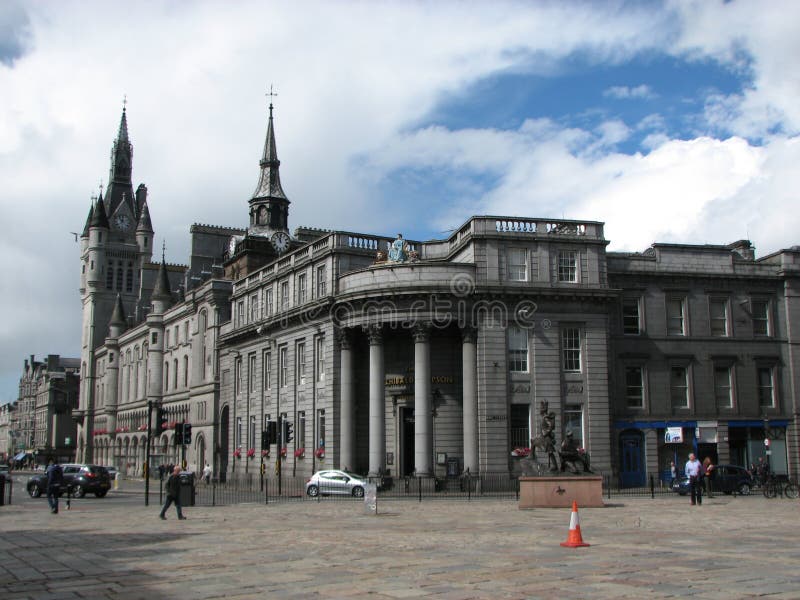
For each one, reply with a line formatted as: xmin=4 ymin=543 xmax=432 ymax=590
xmin=672 ymin=464 xmax=753 ymax=496
xmin=306 ymin=470 xmax=368 ymax=498
xmin=27 ymin=464 xmax=112 ymax=498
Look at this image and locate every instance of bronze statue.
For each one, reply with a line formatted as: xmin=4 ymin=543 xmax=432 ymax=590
xmin=559 ymin=430 xmax=592 ymax=474
xmin=530 ymin=401 xmax=558 ymax=472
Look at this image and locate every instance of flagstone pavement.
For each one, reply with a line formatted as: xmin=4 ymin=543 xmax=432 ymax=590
xmin=1 ymin=493 xmax=798 ymax=599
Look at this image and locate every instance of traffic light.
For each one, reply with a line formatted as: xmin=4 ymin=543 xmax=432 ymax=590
xmin=266 ymin=420 xmax=277 ymax=445
xmin=156 ymin=407 xmax=165 ymax=435
xmin=183 ymin=423 xmax=192 ymax=445
xmin=173 ymin=423 xmax=183 ymax=446
xmin=282 ymin=419 xmax=294 ymax=444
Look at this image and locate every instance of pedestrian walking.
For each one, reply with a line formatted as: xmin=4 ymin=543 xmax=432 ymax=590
xmin=159 ymin=465 xmax=187 ymax=520
xmin=670 ymin=461 xmax=678 ymax=485
xmin=702 ymin=457 xmax=715 ymax=498
xmin=202 ymin=462 xmax=212 ymax=484
xmin=45 ymin=458 xmax=63 ymax=514
xmin=685 ymin=453 xmax=702 ymax=506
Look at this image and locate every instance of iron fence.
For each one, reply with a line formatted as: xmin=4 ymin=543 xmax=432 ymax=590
xmin=190 ymin=472 xmax=521 ymax=505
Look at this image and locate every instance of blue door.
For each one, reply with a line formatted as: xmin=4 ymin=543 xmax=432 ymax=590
xmin=619 ymin=430 xmax=646 ymax=487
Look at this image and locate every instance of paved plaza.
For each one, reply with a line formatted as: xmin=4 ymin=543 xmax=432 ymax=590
xmin=1 ymin=491 xmax=799 ymax=599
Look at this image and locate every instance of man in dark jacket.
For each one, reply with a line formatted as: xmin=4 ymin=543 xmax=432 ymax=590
xmin=159 ymin=465 xmax=187 ymax=520
xmin=45 ymin=459 xmax=64 ymax=514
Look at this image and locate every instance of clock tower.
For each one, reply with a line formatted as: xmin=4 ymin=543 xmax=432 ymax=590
xmin=76 ymin=105 xmax=152 ymax=462
xmin=224 ymin=99 xmax=294 ymax=279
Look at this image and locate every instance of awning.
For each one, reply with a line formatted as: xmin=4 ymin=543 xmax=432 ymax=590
xmin=13 ymin=452 xmax=27 ymax=461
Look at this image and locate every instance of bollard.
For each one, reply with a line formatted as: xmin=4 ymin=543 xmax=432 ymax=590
xmin=650 ymin=474 xmax=655 ymax=499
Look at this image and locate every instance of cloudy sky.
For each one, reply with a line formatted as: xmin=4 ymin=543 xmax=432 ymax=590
xmin=1 ymin=0 xmax=799 ymax=403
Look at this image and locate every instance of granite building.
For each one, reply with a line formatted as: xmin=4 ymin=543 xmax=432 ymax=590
xmin=66 ymin=102 xmax=799 ymax=485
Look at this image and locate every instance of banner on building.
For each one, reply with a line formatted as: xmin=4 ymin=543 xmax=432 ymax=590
xmin=664 ymin=427 xmax=684 ymax=444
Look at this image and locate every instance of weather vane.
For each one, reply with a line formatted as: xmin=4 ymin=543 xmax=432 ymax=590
xmin=266 ymin=84 xmax=278 ymax=107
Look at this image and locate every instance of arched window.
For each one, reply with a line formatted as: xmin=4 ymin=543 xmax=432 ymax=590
xmin=173 ymin=358 xmax=178 ymax=389
xmin=164 ymin=361 xmax=169 ymax=391
xmin=183 ymin=355 xmax=189 ymax=388
xmin=116 ymin=261 xmax=123 ymax=291
xmin=106 ymin=262 xmax=114 ymax=289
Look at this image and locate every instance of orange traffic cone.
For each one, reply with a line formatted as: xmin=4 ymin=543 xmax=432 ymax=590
xmin=560 ymin=500 xmax=590 ymax=548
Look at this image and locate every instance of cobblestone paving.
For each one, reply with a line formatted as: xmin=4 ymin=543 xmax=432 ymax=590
xmin=1 ymin=494 xmax=798 ymax=599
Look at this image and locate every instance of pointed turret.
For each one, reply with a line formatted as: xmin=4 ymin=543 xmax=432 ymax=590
xmin=151 ymin=257 xmax=173 ymax=314
xmin=90 ymin=193 xmax=110 ymax=229
xmin=108 ymin=294 xmax=127 ymax=338
xmin=136 ymin=199 xmax=154 ymax=263
xmin=81 ymin=203 xmax=94 ymax=238
xmin=249 ymin=102 xmax=290 ymax=231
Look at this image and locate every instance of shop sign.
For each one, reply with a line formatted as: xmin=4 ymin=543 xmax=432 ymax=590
xmin=664 ymin=427 xmax=683 ymax=443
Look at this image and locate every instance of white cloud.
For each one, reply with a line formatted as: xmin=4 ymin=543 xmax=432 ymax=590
xmin=603 ymin=84 xmax=656 ymax=99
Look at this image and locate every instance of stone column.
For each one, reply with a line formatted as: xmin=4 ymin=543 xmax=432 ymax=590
xmin=414 ymin=323 xmax=432 ymax=475
xmin=339 ymin=330 xmax=356 ymax=471
xmin=462 ymin=326 xmax=479 ymax=473
xmin=367 ymin=325 xmax=385 ymax=476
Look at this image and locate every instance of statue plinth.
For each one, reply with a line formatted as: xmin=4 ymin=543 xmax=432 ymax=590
xmin=518 ymin=475 xmax=604 ymax=508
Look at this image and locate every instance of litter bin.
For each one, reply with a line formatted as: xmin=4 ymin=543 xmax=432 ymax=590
xmin=178 ymin=471 xmax=195 ymax=507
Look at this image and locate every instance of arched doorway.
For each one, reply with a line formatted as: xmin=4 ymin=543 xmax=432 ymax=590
xmin=196 ymin=434 xmax=206 ymax=473
xmin=619 ymin=429 xmax=646 ymax=487
xmin=219 ymin=405 xmax=229 ymax=482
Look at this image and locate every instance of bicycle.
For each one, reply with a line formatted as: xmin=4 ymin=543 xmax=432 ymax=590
xmin=762 ymin=474 xmax=799 ymax=499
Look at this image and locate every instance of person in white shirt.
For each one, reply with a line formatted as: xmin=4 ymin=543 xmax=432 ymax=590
xmin=202 ymin=462 xmax=212 ymax=484
xmin=684 ymin=453 xmax=702 ymax=506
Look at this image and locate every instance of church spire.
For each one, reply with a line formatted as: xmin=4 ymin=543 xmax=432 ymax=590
xmin=106 ymin=101 xmax=135 ymax=219
xmin=252 ymin=100 xmax=288 ymax=202
xmin=90 ymin=192 xmax=109 ymax=229
xmin=109 ymin=293 xmax=127 ymax=337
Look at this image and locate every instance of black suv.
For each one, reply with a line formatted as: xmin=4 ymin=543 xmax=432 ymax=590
xmin=27 ymin=464 xmax=111 ymax=498
xmin=672 ymin=464 xmax=754 ymax=496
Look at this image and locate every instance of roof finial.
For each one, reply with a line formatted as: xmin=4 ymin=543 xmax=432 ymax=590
xmin=266 ymin=84 xmax=278 ymax=116
xmin=161 ymin=240 xmax=166 ymax=263
xmin=99 ymin=179 xmax=104 ymax=195
xmin=123 ymin=94 xmax=127 ymax=111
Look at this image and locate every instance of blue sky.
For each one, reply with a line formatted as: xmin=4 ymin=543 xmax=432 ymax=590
xmin=1 ymin=0 xmax=799 ymax=403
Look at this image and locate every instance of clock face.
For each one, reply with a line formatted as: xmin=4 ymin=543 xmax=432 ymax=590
xmin=271 ymin=231 xmax=290 ymax=253
xmin=114 ymin=214 xmax=131 ymax=231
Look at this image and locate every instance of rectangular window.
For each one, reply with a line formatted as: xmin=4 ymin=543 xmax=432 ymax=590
xmin=297 ymin=342 xmax=306 ymax=385
xmin=280 ymin=281 xmax=289 ymax=310
xmin=264 ymin=288 xmax=273 ymax=316
xmin=165 ymin=329 xmax=170 ymax=348
xmin=667 ymin=297 xmax=685 ymax=336
xmin=714 ymin=366 xmax=732 ymax=408
xmin=563 ymin=404 xmax=584 ymax=448
xmin=234 ymin=357 xmax=242 ymax=396
xmin=709 ymin=298 xmax=728 ymax=337
xmin=670 ymin=366 xmax=689 ymax=408
xmin=248 ymin=353 xmax=256 ymax=393
xmin=316 ymin=336 xmax=325 ymax=382
xmin=316 ymin=264 xmax=327 ymax=297
xmin=263 ymin=351 xmax=272 ymax=390
xmin=126 ymin=262 xmax=134 ymax=293
xmin=297 ymin=273 xmax=307 ymax=304
xmin=507 ymin=248 xmax=527 ymax=282
xmin=757 ymin=367 xmax=775 ymax=407
xmin=279 ymin=347 xmax=288 ymax=388
xmin=507 ymin=327 xmax=528 ymax=372
xmin=183 ymin=320 xmax=189 ymax=342
xmin=298 ymin=411 xmax=306 ymax=450
xmin=317 ymin=409 xmax=326 ymax=449
xmin=752 ymin=300 xmax=770 ymax=336
xmin=625 ymin=367 xmax=644 ymax=408
xmin=237 ymin=300 xmax=245 ymax=327
xmin=236 ymin=416 xmax=242 ymax=448
xmin=509 ymin=404 xmax=530 ymax=450
xmin=249 ymin=416 xmax=256 ymax=450
xmin=106 ymin=261 xmax=114 ymax=289
xmin=622 ymin=298 xmax=641 ymax=335
xmin=249 ymin=293 xmax=259 ymax=322
xmin=557 ymin=250 xmax=577 ymax=282
xmin=562 ymin=328 xmax=581 ymax=372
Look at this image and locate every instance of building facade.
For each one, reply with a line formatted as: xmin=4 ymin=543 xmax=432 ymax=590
xmin=62 ymin=103 xmax=800 ymax=484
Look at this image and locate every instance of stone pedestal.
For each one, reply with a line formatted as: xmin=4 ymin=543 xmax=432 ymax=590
xmin=518 ymin=476 xmax=604 ymax=508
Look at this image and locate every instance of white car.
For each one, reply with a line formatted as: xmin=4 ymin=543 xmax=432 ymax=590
xmin=305 ymin=470 xmax=368 ymax=498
